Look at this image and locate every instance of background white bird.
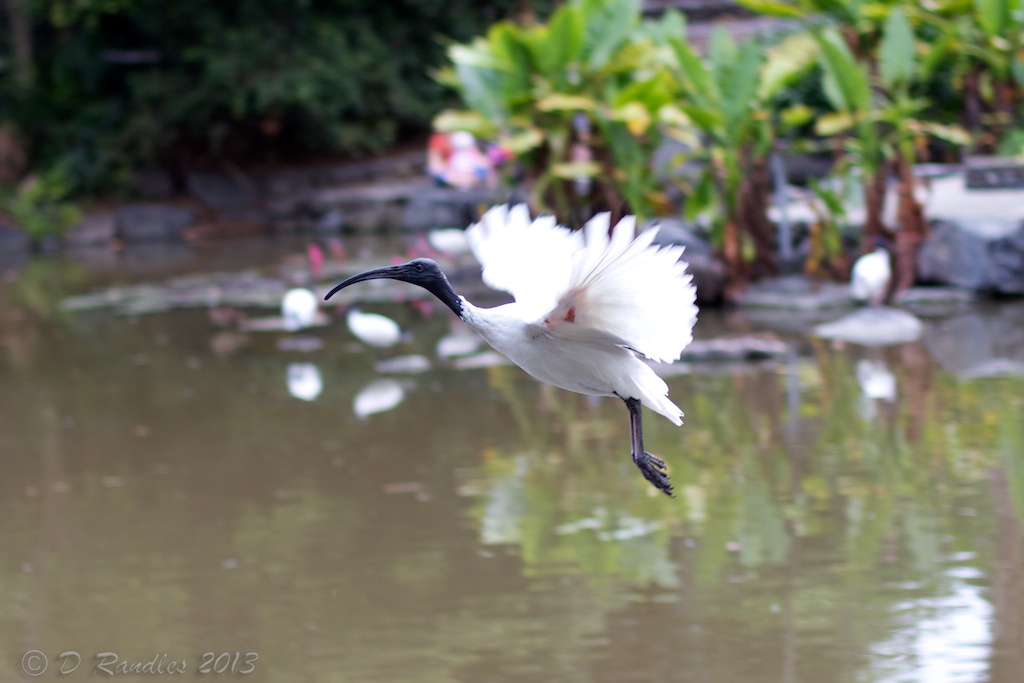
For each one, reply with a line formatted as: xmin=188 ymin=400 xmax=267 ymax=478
xmin=346 ymin=308 xmax=402 ymax=348
xmin=326 ymin=204 xmax=698 ymax=495
xmin=851 ymin=241 xmax=892 ymax=305
xmin=282 ymin=287 xmax=320 ymax=331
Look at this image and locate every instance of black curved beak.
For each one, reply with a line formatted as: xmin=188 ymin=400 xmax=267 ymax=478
xmin=324 ymin=263 xmax=418 ymax=301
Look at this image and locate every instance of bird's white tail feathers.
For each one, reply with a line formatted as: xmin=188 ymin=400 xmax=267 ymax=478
xmin=627 ymin=361 xmax=683 ymax=425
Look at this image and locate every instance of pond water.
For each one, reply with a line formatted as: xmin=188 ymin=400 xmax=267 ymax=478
xmin=2 ymin=240 xmax=1023 ymax=682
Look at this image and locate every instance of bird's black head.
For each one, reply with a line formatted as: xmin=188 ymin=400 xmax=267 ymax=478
xmin=324 ymin=258 xmax=463 ymax=317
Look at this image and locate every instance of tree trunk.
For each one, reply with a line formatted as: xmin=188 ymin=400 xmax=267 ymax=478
xmin=893 ymin=153 xmax=926 ymax=293
xmin=862 ymin=163 xmax=893 ymax=247
xmin=737 ymin=154 xmax=777 ymax=279
xmin=5 ymin=0 xmax=33 ymax=86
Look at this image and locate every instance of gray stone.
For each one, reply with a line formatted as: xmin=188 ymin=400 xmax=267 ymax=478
xmin=813 ymin=307 xmax=923 ymax=346
xmin=923 ymin=302 xmax=1024 ymax=377
xmin=65 ymin=212 xmax=116 ymax=248
xmin=893 ymin=286 xmax=976 ymax=317
xmin=737 ymin=275 xmax=854 ymax=310
xmin=686 ymin=253 xmax=726 ymax=305
xmin=917 ymin=219 xmax=1024 ymax=293
xmin=0 ymin=220 xmax=30 ymax=254
xmin=680 ymin=335 xmax=788 ymax=361
xmin=134 ymin=167 xmax=175 ymax=200
xmin=314 ymin=208 xmax=346 ymax=234
xmin=648 ymin=217 xmax=713 ymax=256
xmin=400 ymin=186 xmax=501 ymax=231
xmin=118 ymin=204 xmax=198 ymax=243
xmin=185 ymin=170 xmax=261 ymax=208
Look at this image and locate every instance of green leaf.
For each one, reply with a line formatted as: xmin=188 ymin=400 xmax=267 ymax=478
xmin=734 ymin=0 xmax=808 ymax=18
xmin=815 ymin=110 xmax=858 ymax=136
xmin=612 ymin=70 xmax=676 ymax=112
xmin=708 ymin=25 xmax=738 ymax=88
xmin=452 ymin=62 xmax=507 ymax=123
xmin=578 ymin=0 xmax=640 ymax=70
xmin=641 ymin=8 xmax=687 ymax=44
xmin=975 ymin=0 xmax=1009 ymax=37
xmin=684 ymin=170 xmax=716 ymax=222
xmin=669 ymin=37 xmax=718 ymax=103
xmin=540 ymin=4 xmax=585 ymax=76
xmin=535 ymin=93 xmax=598 ymax=111
xmin=723 ymin=39 xmax=763 ymax=130
xmin=779 ymin=104 xmax=814 ymax=128
xmin=551 ymin=161 xmax=603 ymax=179
xmin=916 ymin=122 xmax=973 ymax=145
xmin=679 ymin=104 xmax=724 ymax=132
xmin=433 ymin=110 xmax=496 ymax=137
xmin=501 ymin=128 xmax=545 ymax=154
xmin=759 ymin=33 xmax=820 ymax=100
xmin=815 ymin=29 xmax=872 ymax=112
xmin=1013 ymin=54 xmax=1024 ymax=88
xmin=879 ymin=8 xmax=915 ymax=88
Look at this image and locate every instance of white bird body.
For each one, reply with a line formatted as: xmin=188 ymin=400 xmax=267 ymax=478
xmin=462 ymin=302 xmax=682 ymax=423
xmin=851 ymin=247 xmax=891 ymax=305
xmin=346 ymin=309 xmax=402 ymax=348
xmin=326 ymin=204 xmax=698 ymax=495
xmin=282 ymin=287 xmax=319 ymax=331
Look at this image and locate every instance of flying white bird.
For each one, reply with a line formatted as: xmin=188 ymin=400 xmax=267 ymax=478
xmin=346 ymin=308 xmax=403 ymax=348
xmin=282 ymin=287 xmax=320 ymax=331
xmin=326 ymin=204 xmax=698 ymax=495
xmin=850 ymin=243 xmax=892 ymax=305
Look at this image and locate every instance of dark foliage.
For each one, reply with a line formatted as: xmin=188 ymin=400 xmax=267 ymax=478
xmin=0 ymin=0 xmax=541 ymax=194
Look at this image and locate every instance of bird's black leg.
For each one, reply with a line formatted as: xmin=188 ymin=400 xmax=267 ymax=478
xmin=624 ymin=397 xmax=673 ymax=497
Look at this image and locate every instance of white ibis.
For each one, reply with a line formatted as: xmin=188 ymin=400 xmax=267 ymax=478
xmin=346 ymin=308 xmax=403 ymax=348
xmin=325 ymin=204 xmax=698 ymax=496
xmin=850 ymin=242 xmax=892 ymax=305
xmin=281 ymin=287 xmax=319 ymax=331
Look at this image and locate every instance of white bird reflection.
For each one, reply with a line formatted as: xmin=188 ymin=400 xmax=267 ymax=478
xmin=857 ymin=358 xmax=897 ymax=421
xmin=353 ymin=378 xmax=408 ymax=419
xmin=287 ymin=363 xmax=323 ymax=401
xmin=436 ymin=330 xmax=483 ymax=359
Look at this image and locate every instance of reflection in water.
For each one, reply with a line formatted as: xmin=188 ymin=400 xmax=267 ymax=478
xmin=353 ymin=378 xmax=407 ymax=418
xmin=875 ymin=568 xmax=992 ymax=683
xmin=2 ymin=256 xmax=1024 ymax=682
xmin=286 ymin=362 xmax=323 ymax=402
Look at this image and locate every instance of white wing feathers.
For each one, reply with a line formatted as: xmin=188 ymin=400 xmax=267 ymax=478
xmin=465 ymin=204 xmax=582 ymax=318
xmin=466 ymin=205 xmax=698 ymax=364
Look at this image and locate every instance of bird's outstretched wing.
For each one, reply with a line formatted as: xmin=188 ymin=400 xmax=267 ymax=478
xmin=466 ymin=204 xmax=583 ymax=319
xmin=467 ymin=205 xmax=698 ymax=363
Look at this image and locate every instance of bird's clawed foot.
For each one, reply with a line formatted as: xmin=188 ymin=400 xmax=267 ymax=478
xmin=634 ymin=451 xmax=674 ymax=497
